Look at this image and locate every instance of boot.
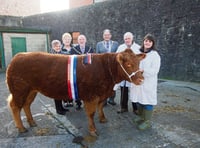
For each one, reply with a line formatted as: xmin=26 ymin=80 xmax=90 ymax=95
xmin=108 ymin=92 xmax=116 ymax=105
xmin=54 ymin=100 xmax=69 ymax=115
xmin=132 ymin=102 xmax=138 ymax=115
xmin=138 ymin=109 xmax=153 ymax=130
xmin=121 ymin=87 xmax=128 ymax=109
xmin=75 ymin=100 xmax=82 ymax=110
xmin=133 ymin=105 xmax=144 ymax=124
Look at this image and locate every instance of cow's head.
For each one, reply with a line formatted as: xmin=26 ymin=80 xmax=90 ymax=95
xmin=116 ymin=49 xmax=146 ymax=85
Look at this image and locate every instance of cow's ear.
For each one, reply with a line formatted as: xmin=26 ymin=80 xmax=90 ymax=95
xmin=136 ymin=53 xmax=146 ymax=61
xmin=116 ymin=53 xmax=123 ymax=64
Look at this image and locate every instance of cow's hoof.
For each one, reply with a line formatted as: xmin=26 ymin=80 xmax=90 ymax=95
xmin=18 ymin=127 xmax=28 ymax=133
xmin=90 ymin=131 xmax=99 ymax=137
xmin=29 ymin=121 xmax=37 ymax=127
xmin=99 ymin=118 xmax=107 ymax=123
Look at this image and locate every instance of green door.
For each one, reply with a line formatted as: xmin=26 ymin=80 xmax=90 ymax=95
xmin=11 ymin=37 xmax=27 ymax=56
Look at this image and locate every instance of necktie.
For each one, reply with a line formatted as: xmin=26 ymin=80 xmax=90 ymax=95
xmin=81 ymin=47 xmax=85 ymax=54
xmin=106 ymin=41 xmax=110 ymax=52
xmin=106 ymin=41 xmax=109 ymax=49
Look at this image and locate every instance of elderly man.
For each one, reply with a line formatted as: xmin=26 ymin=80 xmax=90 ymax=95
xmin=71 ymin=34 xmax=94 ymax=110
xmin=116 ymin=32 xmax=140 ymax=114
xmin=71 ymin=34 xmax=93 ymax=54
xmin=96 ymin=29 xmax=119 ymax=105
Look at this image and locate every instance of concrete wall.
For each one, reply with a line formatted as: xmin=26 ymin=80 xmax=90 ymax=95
xmin=3 ymin=33 xmax=48 ymax=67
xmin=20 ymin=0 xmax=200 ymax=82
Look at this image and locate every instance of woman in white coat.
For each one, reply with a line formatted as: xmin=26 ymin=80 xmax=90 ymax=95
xmin=130 ymin=34 xmax=161 ymax=130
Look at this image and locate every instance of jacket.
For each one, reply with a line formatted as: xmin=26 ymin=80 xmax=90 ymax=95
xmin=96 ymin=40 xmax=119 ymax=53
xmin=71 ymin=45 xmax=94 ymax=55
xmin=129 ymin=50 xmax=161 ymax=105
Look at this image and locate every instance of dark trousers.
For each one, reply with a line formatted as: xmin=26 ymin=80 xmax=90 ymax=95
xmin=120 ymin=86 xmax=129 ymax=109
xmin=54 ymin=100 xmax=65 ymax=112
xmin=132 ymin=102 xmax=138 ymax=111
xmin=75 ymin=99 xmax=82 ymax=106
xmin=120 ymin=87 xmax=138 ymax=111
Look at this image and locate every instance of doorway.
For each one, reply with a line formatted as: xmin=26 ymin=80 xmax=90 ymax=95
xmin=11 ymin=37 xmax=27 ymax=56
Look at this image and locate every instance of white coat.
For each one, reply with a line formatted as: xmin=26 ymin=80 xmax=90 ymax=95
xmin=129 ymin=50 xmax=161 ymax=105
xmin=116 ymin=43 xmax=141 ymax=87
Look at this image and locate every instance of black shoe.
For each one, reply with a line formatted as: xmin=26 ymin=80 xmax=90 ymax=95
xmin=76 ymin=105 xmax=82 ymax=110
xmin=55 ymin=100 xmax=69 ymax=115
xmin=56 ymin=109 xmax=69 ymax=115
xmin=103 ymin=101 xmax=107 ymax=106
xmin=108 ymin=100 xmax=116 ymax=106
xmin=117 ymin=108 xmax=128 ymax=114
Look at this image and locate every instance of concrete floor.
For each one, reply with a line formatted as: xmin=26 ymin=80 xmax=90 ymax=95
xmin=0 ymin=72 xmax=200 ymax=148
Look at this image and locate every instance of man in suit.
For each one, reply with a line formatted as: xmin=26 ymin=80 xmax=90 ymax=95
xmin=96 ymin=29 xmax=119 ymax=105
xmin=71 ymin=34 xmax=93 ymax=55
xmin=71 ymin=34 xmax=94 ymax=110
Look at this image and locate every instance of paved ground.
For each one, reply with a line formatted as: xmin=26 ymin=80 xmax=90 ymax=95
xmin=0 ymin=72 xmax=200 ymax=148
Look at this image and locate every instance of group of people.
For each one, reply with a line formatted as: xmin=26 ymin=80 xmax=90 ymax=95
xmin=50 ymin=29 xmax=161 ymax=131
xmin=51 ymin=33 xmax=94 ymax=115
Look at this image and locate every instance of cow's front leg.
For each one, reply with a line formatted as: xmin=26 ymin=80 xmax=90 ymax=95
xmin=98 ymin=100 xmax=107 ymax=123
xmin=84 ymin=99 xmax=98 ymax=137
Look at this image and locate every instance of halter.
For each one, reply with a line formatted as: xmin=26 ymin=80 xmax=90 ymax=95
xmin=119 ymin=64 xmax=141 ymax=82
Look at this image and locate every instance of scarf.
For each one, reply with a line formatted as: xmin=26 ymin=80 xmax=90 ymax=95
xmin=140 ymin=48 xmax=152 ymax=53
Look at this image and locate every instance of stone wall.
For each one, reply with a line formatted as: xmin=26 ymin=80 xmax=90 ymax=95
xmin=22 ymin=0 xmax=200 ymax=82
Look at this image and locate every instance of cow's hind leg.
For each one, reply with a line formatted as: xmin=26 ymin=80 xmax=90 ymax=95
xmin=23 ymin=91 xmax=37 ymax=127
xmin=8 ymin=94 xmax=27 ymax=133
xmin=84 ymin=99 xmax=98 ymax=137
xmin=98 ymin=100 xmax=107 ymax=123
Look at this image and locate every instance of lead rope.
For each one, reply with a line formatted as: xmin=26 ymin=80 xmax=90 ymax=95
xmin=119 ymin=64 xmax=141 ymax=82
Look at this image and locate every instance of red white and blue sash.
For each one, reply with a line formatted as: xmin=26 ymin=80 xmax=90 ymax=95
xmin=67 ymin=55 xmax=79 ymax=100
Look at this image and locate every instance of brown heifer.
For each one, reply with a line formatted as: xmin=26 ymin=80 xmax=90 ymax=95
xmin=6 ymin=49 xmax=145 ymax=136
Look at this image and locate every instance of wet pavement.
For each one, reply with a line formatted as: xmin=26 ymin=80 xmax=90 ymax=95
xmin=0 ymin=72 xmax=200 ymax=148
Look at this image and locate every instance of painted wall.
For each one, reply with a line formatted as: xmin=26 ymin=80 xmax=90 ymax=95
xmin=69 ymin=0 xmax=93 ymax=9
xmin=3 ymin=33 xmax=48 ymax=67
